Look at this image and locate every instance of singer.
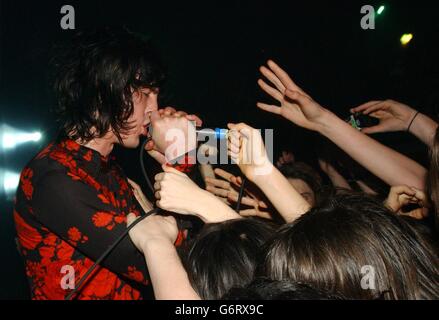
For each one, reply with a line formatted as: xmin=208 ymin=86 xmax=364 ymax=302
xmin=13 ymin=27 xmax=200 ymax=300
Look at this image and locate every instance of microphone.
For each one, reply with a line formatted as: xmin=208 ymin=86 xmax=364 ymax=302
xmin=195 ymin=128 xmax=228 ymax=140
xmin=146 ymin=124 xmax=229 ymax=140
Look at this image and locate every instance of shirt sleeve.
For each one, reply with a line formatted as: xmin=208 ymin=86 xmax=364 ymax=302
xmin=32 ymin=170 xmax=149 ymax=285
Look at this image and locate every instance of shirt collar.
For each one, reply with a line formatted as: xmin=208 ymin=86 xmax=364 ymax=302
xmin=57 ymin=138 xmax=113 ymax=175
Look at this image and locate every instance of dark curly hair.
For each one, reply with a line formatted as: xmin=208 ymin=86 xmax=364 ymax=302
xmin=51 ymin=27 xmax=165 ymax=143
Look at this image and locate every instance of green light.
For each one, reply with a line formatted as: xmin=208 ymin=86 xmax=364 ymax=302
xmin=400 ymin=33 xmax=413 ymax=46
xmin=377 ymin=6 xmax=385 ymax=15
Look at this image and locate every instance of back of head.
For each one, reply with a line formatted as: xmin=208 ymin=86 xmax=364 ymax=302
xmin=222 ymin=277 xmax=345 ymax=300
xmin=184 ymin=218 xmax=276 ymax=300
xmin=263 ymin=192 xmax=439 ymax=299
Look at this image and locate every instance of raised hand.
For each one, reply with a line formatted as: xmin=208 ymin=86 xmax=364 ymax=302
xmin=350 ymin=100 xmax=417 ymax=134
xmin=385 ymin=185 xmax=429 ymax=219
xmin=145 ymin=107 xmax=202 ymax=164
xmin=154 ymin=165 xmax=241 ymax=222
xmin=154 ymin=165 xmax=204 ymax=215
xmin=227 ymin=122 xmax=274 ymax=182
xmin=257 ymin=60 xmax=329 ymax=132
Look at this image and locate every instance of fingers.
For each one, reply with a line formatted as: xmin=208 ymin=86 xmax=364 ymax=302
xmin=258 ymin=200 xmax=268 ymax=209
xmin=350 ymin=101 xmax=382 ymax=114
xmin=387 ymin=185 xmax=417 ymax=211
xmin=147 ymin=149 xmax=167 ymax=165
xmin=205 ymin=177 xmax=231 ymax=190
xmin=216 ymin=196 xmax=231 ymax=205
xmin=234 ymin=175 xmax=243 ymax=186
xmin=159 ymin=107 xmax=177 ymax=116
xmin=206 ymin=185 xmax=230 ymax=198
xmin=155 ymin=172 xmax=165 ymax=182
xmin=411 ymin=187 xmax=428 ymax=207
xmin=228 ymin=193 xmax=258 ymax=207
xmin=258 ymin=79 xmax=284 ymax=102
xmin=391 ymin=185 xmax=416 ymax=197
xmin=214 ymin=168 xmax=235 ymax=182
xmin=239 ymin=209 xmax=273 ymax=220
xmin=266 ymin=60 xmax=308 ymax=97
xmin=398 ymin=208 xmax=428 ymax=220
xmin=259 ymin=65 xmax=286 ymax=93
xmin=173 ymin=111 xmax=187 ymax=118
xmin=127 ymin=178 xmax=139 ymax=190
xmin=186 ymin=114 xmax=203 ymax=127
xmin=227 ymin=125 xmax=242 ymax=151
xmin=228 ymin=123 xmax=256 ymax=140
xmin=256 ymin=102 xmax=282 ymax=115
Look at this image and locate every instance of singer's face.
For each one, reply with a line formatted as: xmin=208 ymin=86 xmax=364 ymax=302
xmin=119 ymin=87 xmax=159 ymax=148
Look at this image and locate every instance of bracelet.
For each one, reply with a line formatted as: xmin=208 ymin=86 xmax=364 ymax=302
xmin=407 ymin=111 xmax=420 ymax=132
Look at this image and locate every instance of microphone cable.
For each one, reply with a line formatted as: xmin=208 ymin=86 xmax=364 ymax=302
xmin=65 ymin=207 xmax=159 ymax=300
xmin=140 ymin=138 xmax=156 ymax=194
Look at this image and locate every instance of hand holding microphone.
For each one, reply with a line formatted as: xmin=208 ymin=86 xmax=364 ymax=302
xmin=145 ymin=109 xmax=201 ymax=164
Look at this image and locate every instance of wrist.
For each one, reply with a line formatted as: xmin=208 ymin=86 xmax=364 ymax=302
xmin=403 ymin=107 xmax=417 ymax=128
xmin=314 ymin=108 xmax=339 ymax=136
xmin=249 ymin=162 xmax=275 ymax=185
xmin=141 ymin=237 xmax=176 ymax=252
xmin=197 ymin=191 xmax=241 ymax=223
xmin=406 ymin=111 xmax=420 ymax=133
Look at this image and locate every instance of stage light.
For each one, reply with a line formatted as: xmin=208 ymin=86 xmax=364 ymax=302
xmin=377 ymin=6 xmax=385 ymax=15
xmin=0 ymin=169 xmax=20 ymax=196
xmin=400 ymin=33 xmax=413 ymax=46
xmin=0 ymin=124 xmax=43 ymax=150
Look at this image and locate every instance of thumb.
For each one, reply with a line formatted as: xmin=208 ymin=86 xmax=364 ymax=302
xmin=148 ymin=149 xmax=167 ymax=165
xmin=126 ymin=213 xmax=138 ymax=227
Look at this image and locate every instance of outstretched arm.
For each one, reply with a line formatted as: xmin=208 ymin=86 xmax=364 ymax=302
xmin=154 ymin=165 xmax=242 ymax=223
xmin=350 ymin=100 xmax=438 ymax=147
xmin=257 ymin=60 xmax=427 ymax=190
xmin=318 ymin=159 xmax=352 ymax=190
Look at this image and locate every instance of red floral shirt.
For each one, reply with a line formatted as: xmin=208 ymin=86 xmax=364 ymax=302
xmin=14 ymin=139 xmax=152 ymax=300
